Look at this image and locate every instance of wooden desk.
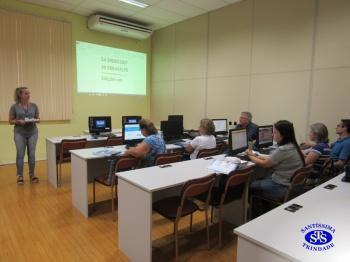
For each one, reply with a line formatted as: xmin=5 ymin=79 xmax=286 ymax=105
xmin=234 ymin=174 xmax=350 ymax=262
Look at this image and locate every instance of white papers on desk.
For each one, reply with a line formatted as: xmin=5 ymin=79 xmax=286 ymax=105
xmin=208 ymin=159 xmax=239 ymax=175
xmin=92 ymin=149 xmax=122 ymax=157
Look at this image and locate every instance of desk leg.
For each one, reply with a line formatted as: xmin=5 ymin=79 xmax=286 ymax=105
xmin=46 ymin=140 xmax=58 ymax=188
xmin=118 ymin=179 xmax=152 ymax=262
xmin=71 ymin=154 xmax=88 ymax=218
xmin=237 ymin=237 xmax=290 ymax=262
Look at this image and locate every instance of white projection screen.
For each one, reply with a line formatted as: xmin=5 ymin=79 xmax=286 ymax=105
xmin=76 ymin=41 xmax=147 ymax=95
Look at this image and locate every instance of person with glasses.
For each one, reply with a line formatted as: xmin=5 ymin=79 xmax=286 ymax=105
xmin=331 ymin=119 xmax=350 ymax=168
xmin=9 ymin=87 xmax=40 ymax=185
xmin=235 ymin=111 xmax=258 ymax=141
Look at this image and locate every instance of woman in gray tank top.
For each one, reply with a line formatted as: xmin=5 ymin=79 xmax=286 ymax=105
xmin=9 ymin=87 xmax=40 ymax=185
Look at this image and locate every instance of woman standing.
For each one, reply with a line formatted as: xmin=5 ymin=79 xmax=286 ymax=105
xmin=9 ymin=87 xmax=40 ymax=185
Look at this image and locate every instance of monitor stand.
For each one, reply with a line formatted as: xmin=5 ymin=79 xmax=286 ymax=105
xmin=91 ymin=132 xmax=100 ymax=139
xmin=341 ymin=165 xmax=350 ymax=183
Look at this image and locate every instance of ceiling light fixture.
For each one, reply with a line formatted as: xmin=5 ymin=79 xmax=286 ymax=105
xmin=119 ymin=0 xmax=149 ymax=8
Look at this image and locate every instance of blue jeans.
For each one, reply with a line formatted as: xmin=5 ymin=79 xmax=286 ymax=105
xmin=250 ymin=176 xmax=288 ymax=218
xmin=14 ymin=131 xmax=38 ymax=177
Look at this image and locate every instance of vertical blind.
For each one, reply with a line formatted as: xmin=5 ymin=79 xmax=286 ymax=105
xmin=0 ymin=9 xmax=72 ymax=121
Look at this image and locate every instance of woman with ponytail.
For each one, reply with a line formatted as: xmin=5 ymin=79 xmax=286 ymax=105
xmin=247 ymin=120 xmax=304 ymax=218
xmin=9 ymin=87 xmax=40 ymax=185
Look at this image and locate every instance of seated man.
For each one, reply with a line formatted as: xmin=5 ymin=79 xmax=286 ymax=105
xmin=235 ymin=111 xmax=258 ymax=141
xmin=331 ymin=119 xmax=350 ymax=168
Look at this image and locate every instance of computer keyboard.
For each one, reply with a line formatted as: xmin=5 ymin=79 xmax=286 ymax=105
xmin=237 ymin=155 xmax=250 ymax=161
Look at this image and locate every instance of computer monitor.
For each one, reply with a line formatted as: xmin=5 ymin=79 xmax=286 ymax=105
xmin=256 ymin=125 xmax=274 ymax=148
xmin=168 ymin=115 xmax=184 ymax=130
xmin=168 ymin=115 xmax=183 ymax=122
xmin=212 ymin=119 xmax=228 ymax=135
xmin=161 ymin=120 xmax=183 ymax=141
xmin=123 ymin=123 xmax=145 ymax=146
xmin=122 ymin=116 xmax=142 ymax=125
xmin=228 ymin=128 xmax=248 ymax=155
xmin=88 ymin=116 xmax=112 ymax=135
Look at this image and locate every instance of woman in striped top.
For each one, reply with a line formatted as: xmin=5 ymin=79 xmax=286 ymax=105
xmin=304 ymin=123 xmax=330 ymax=175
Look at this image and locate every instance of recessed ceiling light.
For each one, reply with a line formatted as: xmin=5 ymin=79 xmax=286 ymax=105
xmin=119 ymin=0 xmax=149 ymax=8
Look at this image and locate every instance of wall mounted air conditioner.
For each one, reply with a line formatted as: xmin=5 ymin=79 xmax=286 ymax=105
xmin=88 ymin=14 xmax=152 ymax=40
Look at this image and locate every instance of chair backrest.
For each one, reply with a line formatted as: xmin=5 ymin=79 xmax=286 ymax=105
xmin=60 ymin=139 xmax=87 ymax=160
xmin=284 ymin=164 xmax=313 ymax=202
xmin=290 ymin=164 xmax=313 ymax=185
xmin=216 ymin=141 xmax=227 ymax=154
xmin=220 ymin=166 xmax=254 ymax=205
xmin=180 ymin=174 xmax=216 ymax=205
xmin=106 ymin=136 xmax=123 ymax=146
xmin=154 ymin=152 xmax=182 ymax=166
xmin=116 ymin=156 xmax=141 ymax=172
xmin=197 ymin=148 xmax=220 ymax=159
xmin=107 ymin=155 xmax=141 ymax=185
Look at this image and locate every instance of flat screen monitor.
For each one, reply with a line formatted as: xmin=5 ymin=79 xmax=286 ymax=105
xmin=168 ymin=115 xmax=183 ymax=122
xmin=257 ymin=125 xmax=273 ymax=148
xmin=229 ymin=128 xmax=248 ymax=155
xmin=122 ymin=116 xmax=142 ymax=125
xmin=168 ymin=115 xmax=184 ymax=130
xmin=161 ymin=120 xmax=183 ymax=141
xmin=123 ymin=123 xmax=145 ymax=146
xmin=88 ymin=116 xmax=111 ymax=135
xmin=212 ymin=119 xmax=228 ymax=135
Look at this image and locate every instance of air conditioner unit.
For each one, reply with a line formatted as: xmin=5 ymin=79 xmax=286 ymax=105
xmin=88 ymin=14 xmax=152 ymax=40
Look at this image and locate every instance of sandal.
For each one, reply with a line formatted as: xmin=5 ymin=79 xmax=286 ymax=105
xmin=30 ymin=176 xmax=39 ymax=183
xmin=17 ymin=176 xmax=24 ymax=185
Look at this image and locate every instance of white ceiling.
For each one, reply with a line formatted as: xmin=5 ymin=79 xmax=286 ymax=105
xmin=21 ymin=0 xmax=241 ymax=30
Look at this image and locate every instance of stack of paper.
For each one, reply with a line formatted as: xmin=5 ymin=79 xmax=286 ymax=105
xmin=92 ymin=149 xmax=122 ymax=157
xmin=208 ymin=160 xmax=238 ymax=175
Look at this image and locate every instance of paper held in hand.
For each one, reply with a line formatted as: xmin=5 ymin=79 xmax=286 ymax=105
xmin=24 ymin=117 xmax=39 ymax=122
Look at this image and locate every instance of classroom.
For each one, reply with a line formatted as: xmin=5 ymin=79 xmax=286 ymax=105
xmin=0 ymin=0 xmax=349 ymax=261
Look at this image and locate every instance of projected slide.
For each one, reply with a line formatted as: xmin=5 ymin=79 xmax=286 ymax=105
xmin=76 ymin=41 xmax=147 ymax=95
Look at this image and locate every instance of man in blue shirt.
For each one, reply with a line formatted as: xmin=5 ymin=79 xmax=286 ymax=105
xmin=331 ymin=119 xmax=350 ymax=168
xmin=236 ymin=111 xmax=258 ymax=141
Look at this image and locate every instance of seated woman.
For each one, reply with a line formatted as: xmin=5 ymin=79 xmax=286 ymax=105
xmin=304 ymin=123 xmax=330 ymax=177
xmin=124 ymin=119 xmax=166 ymax=167
xmin=246 ymin=120 xmax=305 ymax=218
xmin=186 ymin=118 xmax=216 ymax=159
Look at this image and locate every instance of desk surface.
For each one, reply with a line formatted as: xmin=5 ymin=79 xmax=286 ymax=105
xmin=83 ymin=128 xmax=122 ymax=135
xmin=234 ymin=174 xmax=350 ymax=262
xmin=118 ymin=155 xmax=254 ymax=193
xmin=46 ymin=135 xmax=122 ymax=144
xmin=69 ymin=143 xmax=183 ymax=161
